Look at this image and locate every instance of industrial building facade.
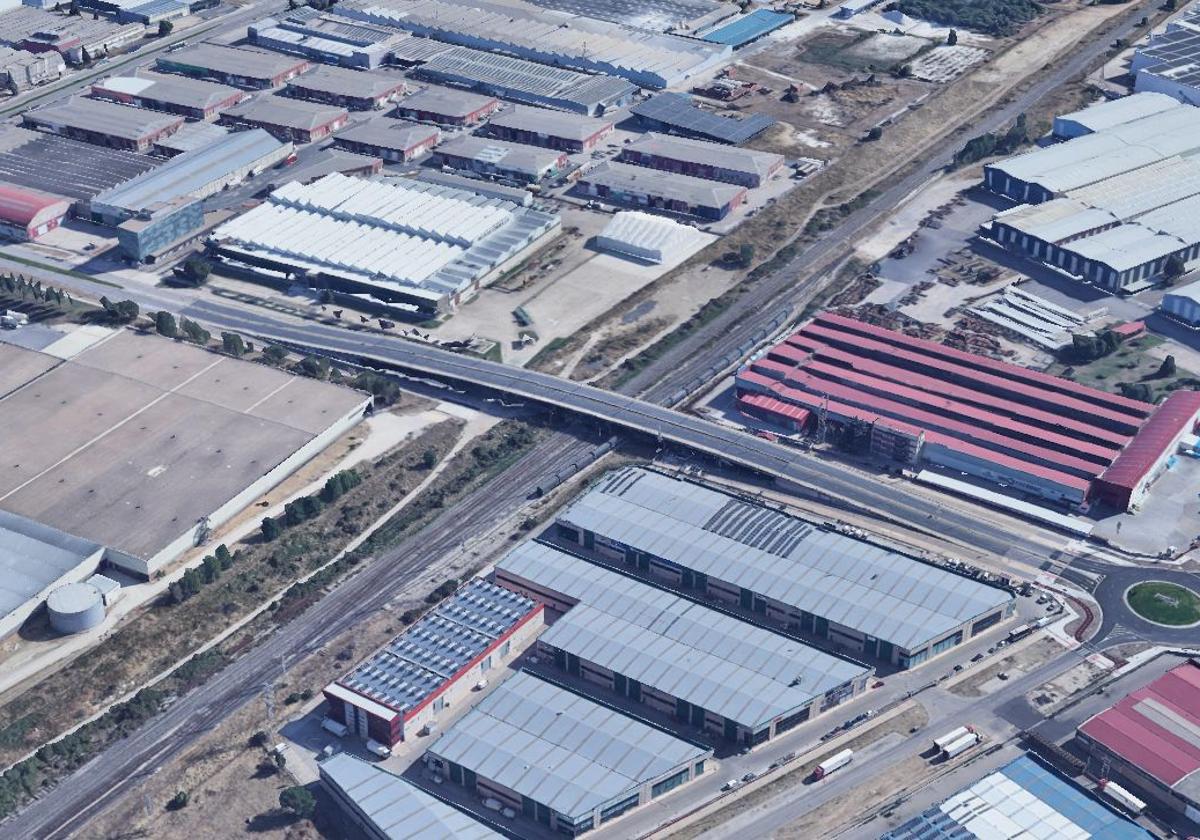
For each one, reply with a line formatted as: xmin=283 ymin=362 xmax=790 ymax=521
xmin=484 ymin=106 xmax=614 ymax=153
xmin=1076 ymin=660 xmax=1200 ymax=822
xmin=247 ymin=9 xmax=409 ymax=69
xmin=393 ymin=86 xmax=499 ymax=126
xmin=0 ymin=183 xmax=71 ymax=241
xmin=283 ymin=65 xmax=408 ymax=111
xmin=331 ymin=118 xmax=440 ymax=161
xmin=220 ymin=97 xmax=349 ymax=143
xmin=427 ymin=671 xmax=712 ymax=836
xmin=552 ymin=467 xmax=1014 ymax=669
xmin=737 ymin=313 xmax=1200 ymax=512
xmin=1132 ymin=8 xmax=1200 ymax=105
xmin=325 ymin=579 xmax=543 ymax=746
xmin=578 ymin=161 xmax=746 ymax=220
xmin=1161 ymin=279 xmax=1200 ymax=326
xmin=22 ymin=97 xmax=184 ymax=152
xmin=156 ymin=44 xmax=312 ymax=89
xmin=494 ymin=542 xmax=872 ymax=748
xmin=90 ymin=71 xmax=248 ymax=121
xmin=432 ymin=135 xmax=569 ymax=184
xmin=619 ymin=132 xmax=785 ymax=187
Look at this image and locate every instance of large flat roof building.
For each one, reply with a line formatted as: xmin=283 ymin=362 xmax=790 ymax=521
xmin=0 ymin=331 xmax=369 ymax=578
xmin=320 ymin=752 xmax=503 ymax=840
xmin=495 ymin=541 xmax=871 ymax=748
xmin=484 ymin=106 xmax=614 ymax=153
xmin=0 ymin=128 xmax=159 ymax=204
xmin=332 ymin=118 xmax=440 ymax=162
xmin=0 ymin=45 xmax=63 ymax=92
xmin=208 ymin=171 xmax=559 ymax=315
xmin=554 ymin=466 xmax=1013 ymax=669
xmin=630 ymin=92 xmax=776 ymax=145
xmin=0 ymin=181 xmax=70 ymax=241
xmin=22 ymin=97 xmax=184 ymax=152
xmin=325 ymin=578 xmax=543 ymax=746
xmin=156 ymin=44 xmax=312 ymax=90
xmin=220 ymin=96 xmax=349 ymax=143
xmin=1052 ymin=92 xmax=1182 ymax=139
xmin=1133 ymin=15 xmax=1200 ymax=105
xmin=409 ymin=45 xmax=636 ymax=117
xmin=427 ymin=671 xmax=712 ymax=836
xmin=432 ymin=135 xmax=569 ymax=184
xmin=90 ymin=70 xmax=248 ymax=122
xmin=620 ymin=132 xmax=785 ymax=187
xmin=737 ymin=313 xmax=1199 ymax=512
xmin=338 ymin=0 xmax=731 ymax=89
xmin=1077 ymin=659 xmax=1200 ymax=821
xmin=284 ymin=65 xmax=407 ymax=111
xmin=882 ymin=755 xmax=1152 ymax=840
xmin=90 ymin=128 xmax=292 ymax=225
xmin=577 ymin=161 xmax=747 ymax=220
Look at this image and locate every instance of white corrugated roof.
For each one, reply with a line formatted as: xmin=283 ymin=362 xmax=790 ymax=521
xmin=1056 ymin=92 xmax=1182 ymax=134
xmin=595 ymin=210 xmax=703 ymax=262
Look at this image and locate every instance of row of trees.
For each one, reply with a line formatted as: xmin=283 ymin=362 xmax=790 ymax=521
xmin=1 ymin=275 xmax=72 ymax=308
xmin=260 ymin=470 xmax=362 ymax=541
xmin=154 ymin=311 xmax=210 ymax=345
xmin=167 ymin=544 xmax=235 ymax=605
xmin=953 ymin=114 xmax=1029 ymax=167
xmin=888 ymin=0 xmax=1042 ymax=37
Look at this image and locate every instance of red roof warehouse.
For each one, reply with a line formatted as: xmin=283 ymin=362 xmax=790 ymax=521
xmin=1076 ymin=660 xmax=1200 ymax=818
xmin=0 ymin=182 xmax=71 ymax=241
xmin=735 ymin=313 xmax=1200 ymax=510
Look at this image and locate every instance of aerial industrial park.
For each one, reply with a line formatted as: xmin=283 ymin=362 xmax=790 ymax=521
xmin=4 ymin=0 xmax=1200 ymax=838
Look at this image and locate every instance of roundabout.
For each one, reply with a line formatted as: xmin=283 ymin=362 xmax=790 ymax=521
xmin=1124 ymin=580 xmax=1200 ymax=628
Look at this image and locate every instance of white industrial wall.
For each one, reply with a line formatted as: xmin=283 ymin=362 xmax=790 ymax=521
xmin=0 ymin=546 xmax=104 ymax=640
xmin=1134 ymin=71 xmax=1200 ymax=106
xmin=111 ymin=396 xmax=368 ymax=578
xmin=921 ymin=441 xmax=1086 ymax=505
xmin=1162 ymin=293 xmax=1200 ymax=326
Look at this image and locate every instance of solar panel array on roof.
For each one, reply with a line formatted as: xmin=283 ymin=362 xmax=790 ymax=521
xmin=557 ymin=467 xmax=1012 ymax=652
xmin=334 ymin=578 xmax=538 ymax=718
xmin=428 ymin=671 xmax=711 ymax=822
xmin=320 ymin=752 xmax=502 ymax=839
xmin=630 ymin=92 xmax=776 ymax=144
xmin=496 ymin=542 xmax=870 ymax=730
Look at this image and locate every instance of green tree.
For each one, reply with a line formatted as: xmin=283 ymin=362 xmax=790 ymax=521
xmin=155 ymin=311 xmax=177 ymax=338
xmin=298 ymin=355 xmax=330 ymax=379
xmin=166 ymin=790 xmax=189 ymax=811
xmin=158 ymin=19 xmax=173 ymax=36
xmin=736 ymin=243 xmax=755 ymax=268
xmin=262 ymin=345 xmax=288 ymax=366
xmin=947 ymin=28 xmax=958 ymax=46
xmin=249 ymin=730 xmax=269 ymax=748
xmin=1165 ymin=254 xmax=1187 ymax=282
xmin=221 ymin=332 xmax=246 ymax=357
xmin=866 ymin=126 xmax=883 ymax=141
xmin=1159 ymin=354 xmax=1177 ymax=378
xmin=260 ymin=517 xmax=281 ymax=542
xmin=180 ymin=317 xmax=210 ymax=345
xmin=279 ymin=786 xmax=315 ymax=819
xmin=1120 ymin=382 xmax=1154 ymax=402
xmin=215 ymin=544 xmax=233 ymax=570
xmin=1100 ymin=329 xmax=1121 ymax=356
xmin=201 ymin=555 xmax=221 ymax=584
xmin=176 ymin=255 xmax=210 ymax=287
xmin=421 ymin=447 xmax=438 ymax=469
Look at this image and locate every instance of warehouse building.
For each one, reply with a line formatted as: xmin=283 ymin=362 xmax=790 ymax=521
xmin=619 ymin=132 xmax=785 ymax=187
xmin=1160 ymin=278 xmax=1200 ymax=326
xmin=114 ymin=195 xmax=203 ymax=263
xmin=91 ymin=70 xmax=248 ymax=122
xmin=700 ymin=9 xmax=793 ymax=47
xmin=325 ymin=578 xmax=542 ymax=747
xmin=521 ymin=0 xmax=733 ymax=32
xmin=0 ymin=45 xmax=63 ymax=91
xmin=393 ymin=86 xmax=499 ymax=126
xmin=247 ymin=9 xmax=408 ymax=69
xmin=0 ymin=127 xmax=160 ymax=207
xmin=432 ymin=135 xmax=569 ymax=184
xmin=882 ymin=755 xmax=1151 ymax=840
xmin=221 ymin=97 xmax=348 ymax=143
xmin=0 ymin=331 xmax=370 ymax=578
xmin=1132 ymin=12 xmax=1200 ymax=105
xmin=409 ymin=45 xmax=637 ymax=116
xmin=593 ymin=210 xmax=706 ymax=264
xmin=91 ymin=128 xmax=291 ymax=225
xmin=427 ymin=671 xmax=712 ymax=836
xmin=495 ymin=542 xmax=872 ymax=748
xmin=19 ymin=18 xmax=144 ymax=65
xmin=987 ymin=153 xmax=1200 ymax=292
xmin=207 ymin=172 xmax=560 ymax=315
xmin=416 ymin=169 xmax=533 ymax=205
xmin=332 ymin=118 xmax=439 ymax=162
xmin=339 ymin=0 xmax=731 ymax=89
xmin=320 ymin=752 xmax=502 ymax=840
xmin=553 ymin=467 xmax=1014 ymax=669
xmin=484 ymin=106 xmax=613 ymax=153
xmin=156 ymin=44 xmax=312 ymax=89
xmin=630 ymin=92 xmax=777 ymax=145
xmin=0 ymin=510 xmax=110 ymax=640
xmin=1051 ymin=92 xmax=1181 ymax=139
xmin=284 ymin=65 xmax=406 ymax=110
xmin=1076 ymin=659 xmax=1200 ymax=822
xmin=22 ymin=97 xmax=184 ymax=152
xmin=153 ymin=121 xmax=229 ymax=156
xmin=0 ymin=182 xmax=70 ymax=241
xmin=577 ymin=161 xmax=747 ymax=220
xmin=737 ymin=313 xmax=1200 ymax=512
xmin=982 ymin=103 xmax=1200 ymax=204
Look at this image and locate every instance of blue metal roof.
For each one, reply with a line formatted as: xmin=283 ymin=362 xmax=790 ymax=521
xmin=93 ymin=128 xmax=286 ymax=213
xmin=630 ymin=92 xmax=776 ymax=145
xmin=879 ymin=755 xmax=1153 ymax=840
xmin=125 ymin=0 xmax=187 ymax=16
xmin=701 ymin=10 xmax=793 ymax=47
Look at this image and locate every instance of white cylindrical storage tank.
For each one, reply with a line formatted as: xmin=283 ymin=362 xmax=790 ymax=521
xmin=47 ymin=582 xmax=105 ymax=634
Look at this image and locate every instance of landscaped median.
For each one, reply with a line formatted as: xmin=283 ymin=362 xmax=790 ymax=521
xmin=1125 ymin=581 xmax=1200 ymax=627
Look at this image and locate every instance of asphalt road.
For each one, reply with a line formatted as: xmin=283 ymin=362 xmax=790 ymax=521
xmin=1 ymin=427 xmax=596 ymax=839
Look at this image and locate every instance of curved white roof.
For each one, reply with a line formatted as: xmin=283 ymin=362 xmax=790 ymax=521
xmin=595 ymin=210 xmax=703 ymax=263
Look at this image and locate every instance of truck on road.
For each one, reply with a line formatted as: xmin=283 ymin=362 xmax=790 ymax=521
xmin=941 ymin=731 xmax=981 ymax=759
xmin=811 ymin=748 xmax=853 ymax=780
